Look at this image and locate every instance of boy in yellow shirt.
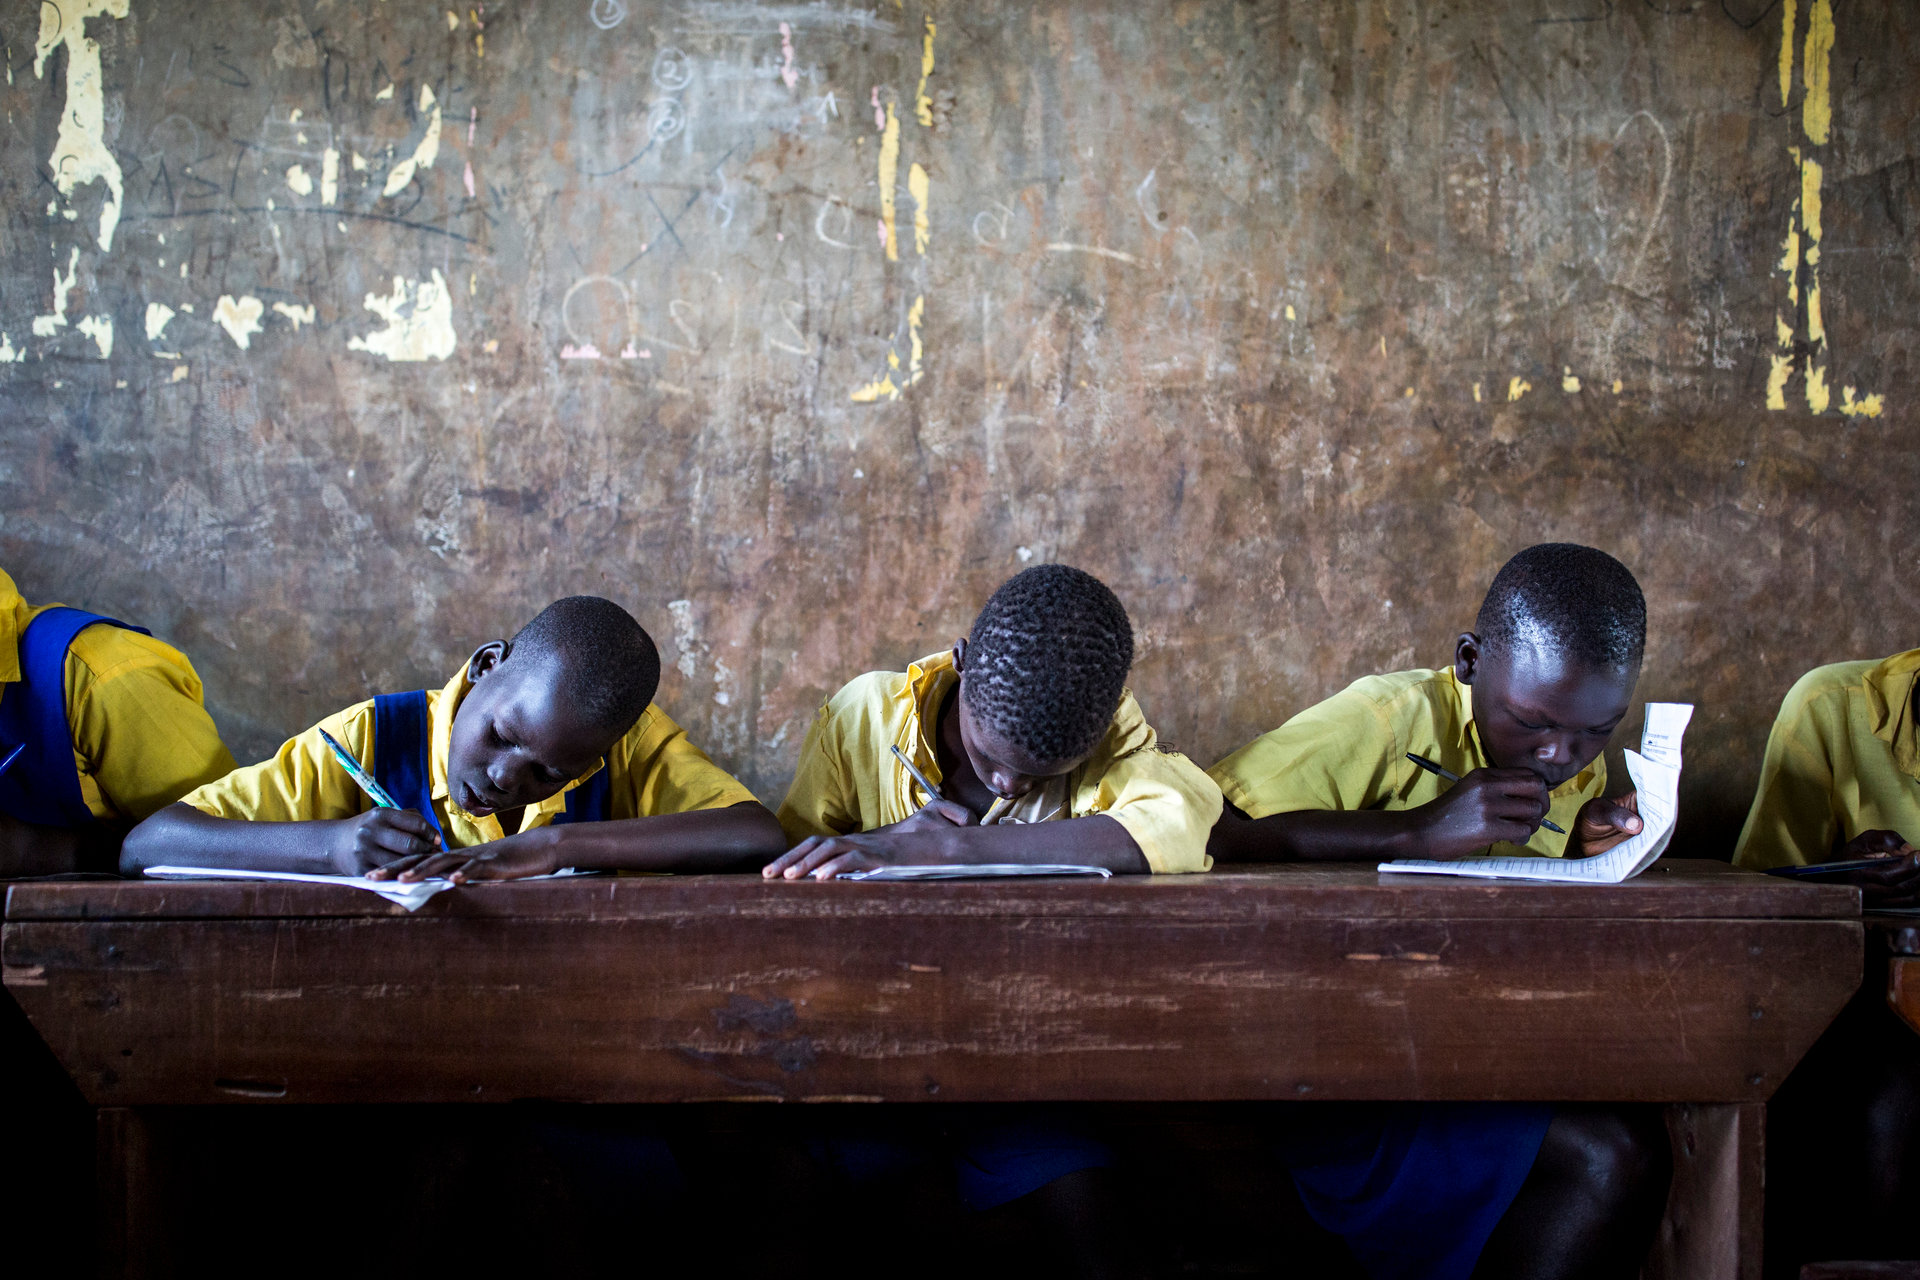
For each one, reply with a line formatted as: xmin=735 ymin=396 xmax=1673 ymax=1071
xmin=1734 ymin=652 xmax=1920 ymax=1265
xmin=769 ymin=565 xmax=1217 ymax=1276
xmin=1208 ymin=544 xmax=1668 ymax=1280
xmin=0 ymin=567 xmax=235 ymax=876
xmin=122 ymin=596 xmax=785 ymax=877
xmin=771 ymin=563 xmax=1219 ymax=879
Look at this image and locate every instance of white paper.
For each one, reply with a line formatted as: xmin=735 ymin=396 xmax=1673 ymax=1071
xmin=840 ymin=863 xmax=1114 ymax=881
xmin=1377 ymin=702 xmax=1692 ymax=885
xmin=143 ymin=865 xmax=455 ymax=911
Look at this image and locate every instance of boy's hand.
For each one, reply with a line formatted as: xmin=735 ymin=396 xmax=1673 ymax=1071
xmin=764 ymin=831 xmax=914 ymax=881
xmin=894 ymin=798 xmax=976 ymax=832
xmin=1414 ymin=768 xmax=1554 ymax=858
xmin=1569 ymin=791 xmax=1644 ymax=858
xmin=329 ymin=808 xmax=440 ymax=875
xmin=1831 ymin=831 xmax=1920 ymax=908
xmin=370 ymin=830 xmax=559 ymax=884
xmin=1840 ymin=829 xmax=1916 ymax=861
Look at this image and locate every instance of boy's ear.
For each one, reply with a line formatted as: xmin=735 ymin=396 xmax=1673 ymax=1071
xmin=950 ymin=637 xmax=969 ymax=673
xmin=1453 ymin=632 xmax=1482 ymax=685
xmin=467 ymin=640 xmax=510 ymax=683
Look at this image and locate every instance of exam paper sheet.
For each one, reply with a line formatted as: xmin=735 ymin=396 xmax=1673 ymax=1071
xmin=1377 ymin=702 xmax=1693 ymax=884
xmin=144 ymin=865 xmax=455 ymax=910
xmin=840 ymin=864 xmax=1114 ymax=881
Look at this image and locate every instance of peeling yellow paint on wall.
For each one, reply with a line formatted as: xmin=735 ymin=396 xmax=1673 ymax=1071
xmin=877 ymin=102 xmax=900 ymax=262
xmin=144 ymin=302 xmax=174 ymax=342
xmin=1804 ymin=358 xmax=1830 ymax=413
xmin=348 ymin=271 xmax=457 ymax=361
xmin=383 ymin=84 xmax=444 ymax=197
xmin=1507 ymin=376 xmax=1530 ymax=402
xmin=1561 ymin=368 xmax=1580 ymax=393
xmin=1839 ymin=387 xmax=1883 ymax=418
xmin=32 ymin=248 xmax=81 ymax=336
xmin=321 ymin=149 xmax=340 ymax=205
xmin=214 ymin=295 xmax=265 ymax=349
xmin=286 ymin=164 xmax=314 ymax=196
xmin=34 ymin=0 xmax=130 ymax=252
xmin=907 ymin=294 xmax=925 ymax=382
xmin=77 ymin=313 xmax=111 ymax=358
xmin=1766 ymin=354 xmax=1793 ymax=410
xmin=1802 ymin=0 xmax=1833 ymax=144
xmin=909 ymin=162 xmax=930 ymax=256
xmin=1471 ymin=382 xmax=1482 ymax=403
xmin=0 ymin=333 xmax=22 ymax=363
xmin=272 ymin=301 xmax=316 ymax=331
xmin=1778 ymin=0 xmax=1796 ymax=107
xmin=916 ymin=17 xmax=936 ymax=127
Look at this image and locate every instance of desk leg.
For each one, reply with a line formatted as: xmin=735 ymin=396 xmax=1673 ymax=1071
xmin=96 ymin=1107 xmax=165 ymax=1280
xmin=1643 ymin=1102 xmax=1764 ymax=1280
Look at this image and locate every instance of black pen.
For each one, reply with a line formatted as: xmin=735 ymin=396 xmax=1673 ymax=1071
xmin=1405 ymin=752 xmax=1566 ymax=835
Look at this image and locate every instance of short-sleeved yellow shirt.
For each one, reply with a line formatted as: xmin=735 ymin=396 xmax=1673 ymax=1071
xmin=182 ymin=665 xmax=758 ymax=847
xmin=1733 ymin=650 xmax=1920 ymax=870
xmin=1207 ymin=666 xmax=1606 ymax=859
xmin=0 ymin=569 xmax=236 ymax=822
xmin=775 ymin=650 xmax=1221 ymax=873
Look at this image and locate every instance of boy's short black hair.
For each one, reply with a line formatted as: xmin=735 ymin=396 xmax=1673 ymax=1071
xmin=1475 ymin=544 xmax=1646 ymax=670
xmin=508 ymin=596 xmax=661 ymax=737
xmin=961 ymin=565 xmax=1134 ymax=763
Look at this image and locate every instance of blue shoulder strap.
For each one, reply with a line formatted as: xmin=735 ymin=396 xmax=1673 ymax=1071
xmin=0 ymin=607 xmax=151 ymax=828
xmin=371 ymin=691 xmax=443 ymax=837
xmin=553 ymin=765 xmax=611 ymax=826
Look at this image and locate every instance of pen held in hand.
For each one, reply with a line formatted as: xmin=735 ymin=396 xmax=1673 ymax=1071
xmin=319 ymin=728 xmax=405 ymax=811
xmin=890 ymin=744 xmax=945 ymax=807
xmin=1405 ymin=751 xmax=1566 ymax=835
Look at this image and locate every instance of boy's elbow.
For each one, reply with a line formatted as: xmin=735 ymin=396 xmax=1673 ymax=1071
xmin=119 ymin=804 xmax=188 ymax=876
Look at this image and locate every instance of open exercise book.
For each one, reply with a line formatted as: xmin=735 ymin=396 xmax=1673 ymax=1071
xmin=142 ymin=866 xmax=600 ymax=911
xmin=1378 ymin=701 xmax=1693 ymax=885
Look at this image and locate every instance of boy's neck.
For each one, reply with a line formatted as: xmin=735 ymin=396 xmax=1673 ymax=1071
xmin=932 ymin=685 xmax=992 ymax=813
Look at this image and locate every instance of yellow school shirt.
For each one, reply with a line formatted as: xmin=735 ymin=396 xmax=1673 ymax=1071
xmin=1207 ymin=667 xmax=1606 ymax=858
xmin=182 ymin=666 xmax=757 ymax=846
xmin=775 ymin=650 xmax=1221 ymax=873
xmin=0 ymin=569 xmax=236 ymax=823
xmin=1733 ymin=651 xmax=1920 ymax=869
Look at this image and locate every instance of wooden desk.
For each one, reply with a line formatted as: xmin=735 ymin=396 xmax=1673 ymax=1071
xmin=4 ymin=860 xmax=1859 ymax=1279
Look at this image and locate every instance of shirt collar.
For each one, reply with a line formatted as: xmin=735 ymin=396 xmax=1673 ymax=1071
xmin=1863 ymin=649 xmax=1920 ymax=777
xmin=902 ymin=650 xmax=959 ymax=772
xmin=430 ymin=665 xmax=603 ymax=832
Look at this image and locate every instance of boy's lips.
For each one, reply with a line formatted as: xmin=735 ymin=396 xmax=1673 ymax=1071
xmin=459 ymin=781 xmax=496 ymax=816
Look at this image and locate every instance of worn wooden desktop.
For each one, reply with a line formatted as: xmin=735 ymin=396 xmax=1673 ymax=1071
xmin=4 ymin=859 xmax=1859 ymax=1279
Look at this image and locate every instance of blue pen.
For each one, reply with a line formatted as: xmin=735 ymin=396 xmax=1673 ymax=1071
xmin=317 ymin=729 xmax=404 ymax=811
xmin=0 ymin=743 xmax=22 ymax=778
xmin=1406 ymin=751 xmax=1567 ymax=835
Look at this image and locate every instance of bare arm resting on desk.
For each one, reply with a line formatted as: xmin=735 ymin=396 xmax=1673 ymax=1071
xmin=377 ymin=801 xmax=788 ymax=881
xmin=766 ymin=810 xmax=1150 ymax=880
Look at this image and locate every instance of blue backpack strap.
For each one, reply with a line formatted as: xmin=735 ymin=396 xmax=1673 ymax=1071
xmin=370 ymin=691 xmax=443 ymax=837
xmin=0 ymin=607 xmax=151 ymax=828
xmin=553 ymin=765 xmax=611 ymax=826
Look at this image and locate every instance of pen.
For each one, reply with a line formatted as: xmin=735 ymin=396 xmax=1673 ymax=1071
xmin=0 ymin=743 xmax=21 ymax=778
xmin=892 ymin=743 xmax=1015 ymax=825
xmin=890 ymin=744 xmax=944 ymax=806
xmin=319 ymin=729 xmax=405 ymax=811
xmin=1405 ymin=752 xmax=1566 ymax=835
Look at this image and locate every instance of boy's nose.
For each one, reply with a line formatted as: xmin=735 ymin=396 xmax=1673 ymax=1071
xmin=991 ymin=771 xmax=1034 ymax=799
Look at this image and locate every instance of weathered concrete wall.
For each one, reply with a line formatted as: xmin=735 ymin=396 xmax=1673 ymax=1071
xmin=2 ymin=0 xmax=1915 ymax=852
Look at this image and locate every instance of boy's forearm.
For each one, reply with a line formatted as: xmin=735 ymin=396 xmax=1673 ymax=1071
xmin=903 ymin=813 xmax=1152 ymax=874
xmin=1209 ymin=807 xmax=1430 ymax=864
xmin=539 ymin=802 xmax=789 ymax=873
xmin=119 ymin=804 xmax=340 ymax=877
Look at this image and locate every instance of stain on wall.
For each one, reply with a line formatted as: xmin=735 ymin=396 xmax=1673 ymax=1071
xmin=1 ymin=0 xmax=1916 ymax=853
